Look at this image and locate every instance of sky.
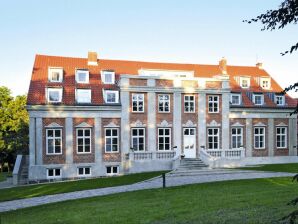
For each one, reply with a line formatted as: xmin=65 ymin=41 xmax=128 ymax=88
xmin=0 ymin=0 xmax=297 ymax=97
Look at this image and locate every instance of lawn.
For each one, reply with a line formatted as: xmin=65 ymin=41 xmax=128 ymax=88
xmin=0 ymin=171 xmax=165 ymax=202
xmin=0 ymin=172 xmax=11 ymax=182
xmin=238 ymin=163 xmax=298 ymax=173
xmin=1 ymin=177 xmax=298 ymax=224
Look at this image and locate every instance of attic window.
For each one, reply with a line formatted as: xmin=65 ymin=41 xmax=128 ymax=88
xmin=48 ymin=68 xmax=63 ymax=82
xmin=101 ymin=71 xmax=115 ymax=84
xmin=76 ymin=89 xmax=91 ymax=103
xmin=240 ymin=77 xmax=250 ymax=88
xmin=260 ymin=77 xmax=271 ymax=89
xmin=76 ymin=69 xmax=89 ymax=83
xmin=275 ymin=95 xmax=285 ymax=106
xmin=104 ymin=90 xmax=119 ymax=103
xmin=47 ymin=88 xmax=63 ymax=103
xmin=253 ymin=94 xmax=264 ymax=105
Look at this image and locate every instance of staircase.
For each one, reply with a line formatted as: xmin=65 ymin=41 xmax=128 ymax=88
xmin=176 ymin=158 xmax=208 ymax=171
xmin=13 ymin=155 xmax=29 ymax=185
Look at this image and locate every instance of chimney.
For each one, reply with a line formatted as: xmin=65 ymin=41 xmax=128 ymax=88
xmin=256 ymin=62 xmax=263 ymax=69
xmin=88 ymin=51 xmax=98 ymax=66
xmin=219 ymin=57 xmax=227 ymax=74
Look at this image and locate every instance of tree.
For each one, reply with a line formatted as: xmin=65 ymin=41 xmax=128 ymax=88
xmin=0 ymin=86 xmax=29 ymax=172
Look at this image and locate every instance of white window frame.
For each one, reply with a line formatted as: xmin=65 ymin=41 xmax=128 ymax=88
xmin=131 ymin=128 xmax=145 ymax=151
xmin=48 ymin=67 xmax=63 ymax=82
xmin=101 ymin=70 xmax=115 ymax=84
xmin=104 ymin=90 xmax=119 ymax=103
xmin=46 ymin=129 xmax=62 ymax=155
xmin=76 ymin=89 xmax=91 ymax=104
xmin=76 ymin=128 xmax=92 ymax=154
xmin=105 ymin=128 xmax=119 ymax=153
xmin=260 ymin=77 xmax=271 ymax=89
xmin=208 ymin=95 xmax=219 ymax=113
xmin=132 ymin=93 xmax=144 ymax=112
xmin=276 ymin=127 xmax=287 ymax=149
xmin=75 ymin=69 xmax=89 ymax=84
xmin=254 ymin=127 xmax=266 ymax=149
xmin=106 ymin=166 xmax=119 ymax=175
xmin=77 ymin=167 xmax=92 ymax=177
xmin=184 ymin=95 xmax=195 ymax=113
xmin=231 ymin=127 xmax=243 ymax=149
xmin=275 ymin=95 xmax=285 ymax=106
xmin=207 ymin=128 xmax=220 ymax=150
xmin=47 ymin=168 xmax=62 ymax=179
xmin=158 ymin=94 xmax=170 ymax=113
xmin=240 ymin=77 xmax=250 ymax=88
xmin=47 ymin=88 xmax=63 ymax=103
xmin=230 ymin=94 xmax=241 ymax=105
xmin=158 ymin=128 xmax=171 ymax=151
xmin=253 ymin=94 xmax=264 ymax=105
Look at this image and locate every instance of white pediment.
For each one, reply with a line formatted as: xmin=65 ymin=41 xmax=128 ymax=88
xmin=104 ymin=121 xmax=119 ymax=128
xmin=206 ymin=120 xmax=221 ymax=127
xmin=182 ymin=120 xmax=197 ymax=127
xmin=253 ymin=122 xmax=266 ymax=127
xmin=276 ymin=122 xmax=288 ymax=127
xmin=231 ymin=122 xmax=244 ymax=127
xmin=131 ymin=120 xmax=146 ymax=127
xmin=157 ymin=120 xmax=172 ymax=127
xmin=45 ymin=122 xmax=63 ymax=128
xmin=75 ymin=122 xmax=93 ymax=128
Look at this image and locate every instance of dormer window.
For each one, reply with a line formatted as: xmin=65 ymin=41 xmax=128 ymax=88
xmin=101 ymin=70 xmax=115 ymax=84
xmin=240 ymin=77 xmax=250 ymax=88
xmin=275 ymin=95 xmax=285 ymax=106
xmin=104 ymin=90 xmax=119 ymax=103
xmin=260 ymin=77 xmax=271 ymax=89
xmin=230 ymin=93 xmax=241 ymax=105
xmin=76 ymin=69 xmax=89 ymax=83
xmin=47 ymin=88 xmax=63 ymax=103
xmin=253 ymin=94 xmax=264 ymax=105
xmin=76 ymin=89 xmax=91 ymax=104
xmin=48 ymin=68 xmax=63 ymax=82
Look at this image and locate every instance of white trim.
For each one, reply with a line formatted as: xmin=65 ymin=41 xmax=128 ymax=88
xmin=46 ymin=128 xmax=62 ymax=155
xmin=104 ymin=121 xmax=119 ymax=128
xmin=207 ymin=127 xmax=220 ymax=149
xmin=77 ymin=167 xmax=92 ymax=177
xmin=132 ymin=93 xmax=144 ymax=112
xmin=157 ymin=120 xmax=172 ymax=127
xmin=75 ymin=122 xmax=93 ymax=128
xmin=254 ymin=127 xmax=266 ymax=149
xmin=104 ymin=128 xmax=119 ymax=153
xmin=253 ymin=122 xmax=266 ymax=127
xmin=240 ymin=77 xmax=250 ymax=88
xmin=158 ymin=94 xmax=170 ymax=113
xmin=131 ymin=128 xmax=146 ymax=151
xmin=76 ymin=128 xmax=92 ymax=154
xmin=47 ymin=168 xmax=62 ymax=179
xmin=184 ymin=95 xmax=195 ymax=113
xmin=208 ymin=95 xmax=219 ymax=113
xmin=75 ymin=69 xmax=89 ymax=84
xmin=230 ymin=93 xmax=241 ymax=105
xmin=276 ymin=122 xmax=288 ymax=127
xmin=274 ymin=95 xmax=285 ymax=106
xmin=182 ymin=120 xmax=197 ymax=127
xmin=253 ymin=94 xmax=264 ymax=105
xmin=260 ymin=77 xmax=271 ymax=90
xmin=106 ymin=166 xmax=119 ymax=175
xmin=75 ymin=89 xmax=91 ymax=104
xmin=231 ymin=127 xmax=243 ymax=149
xmin=45 ymin=122 xmax=63 ymax=128
xmin=104 ymin=90 xmax=119 ymax=104
xmin=157 ymin=127 xmax=171 ymax=151
xmin=46 ymin=88 xmax=63 ymax=103
xmin=130 ymin=120 xmax=146 ymax=127
xmin=101 ymin=70 xmax=115 ymax=84
xmin=206 ymin=120 xmax=221 ymax=127
xmin=48 ymin=67 xmax=63 ymax=82
xmin=276 ymin=126 xmax=287 ymax=149
xmin=231 ymin=122 xmax=244 ymax=127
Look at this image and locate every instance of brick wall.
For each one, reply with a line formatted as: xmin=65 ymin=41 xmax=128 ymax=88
xmin=129 ymin=79 xmax=147 ymax=86
xmin=156 ymin=79 xmax=173 ymax=87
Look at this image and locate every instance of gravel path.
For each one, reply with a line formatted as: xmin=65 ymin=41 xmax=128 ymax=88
xmin=0 ymin=169 xmax=294 ymax=213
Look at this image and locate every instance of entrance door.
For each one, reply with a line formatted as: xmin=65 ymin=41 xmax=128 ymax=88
xmin=183 ymin=128 xmax=196 ymax=158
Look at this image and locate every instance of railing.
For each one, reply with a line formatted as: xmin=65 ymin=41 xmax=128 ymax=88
xmin=205 ymin=148 xmax=245 ymax=159
xmin=130 ymin=150 xmax=176 ymax=161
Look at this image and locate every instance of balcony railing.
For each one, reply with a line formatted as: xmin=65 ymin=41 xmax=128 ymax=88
xmin=129 ymin=150 xmax=176 ymax=161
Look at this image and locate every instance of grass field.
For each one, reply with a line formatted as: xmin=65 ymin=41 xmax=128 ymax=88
xmin=238 ymin=163 xmax=298 ymax=174
xmin=0 ymin=172 xmax=11 ymax=182
xmin=1 ymin=177 xmax=298 ymax=224
xmin=0 ymin=171 xmax=165 ymax=202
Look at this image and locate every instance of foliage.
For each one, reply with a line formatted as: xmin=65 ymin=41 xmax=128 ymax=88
xmin=0 ymin=86 xmax=29 ymax=171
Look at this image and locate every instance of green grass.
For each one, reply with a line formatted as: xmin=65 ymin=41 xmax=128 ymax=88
xmin=0 ymin=172 xmax=11 ymax=182
xmin=1 ymin=177 xmax=298 ymax=224
xmin=0 ymin=171 xmax=165 ymax=202
xmin=238 ymin=163 xmax=298 ymax=173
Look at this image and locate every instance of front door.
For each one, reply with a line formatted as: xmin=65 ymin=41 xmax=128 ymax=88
xmin=183 ymin=128 xmax=196 ymax=158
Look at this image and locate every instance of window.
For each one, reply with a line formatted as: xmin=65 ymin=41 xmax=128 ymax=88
xmin=207 ymin=128 xmax=219 ymax=149
xmin=260 ymin=77 xmax=271 ymax=89
xmin=105 ymin=128 xmax=119 ymax=152
xmin=47 ymin=88 xmax=63 ymax=103
xmin=253 ymin=94 xmax=264 ymax=105
xmin=48 ymin=68 xmax=63 ymax=82
xmin=106 ymin=166 xmax=119 ymax=175
xmin=46 ymin=129 xmax=62 ymax=154
xmin=158 ymin=94 xmax=170 ymax=112
xmin=208 ymin=95 xmax=219 ymax=113
xmin=76 ymin=89 xmax=91 ymax=103
xmin=104 ymin=90 xmax=119 ymax=103
xmin=254 ymin=127 xmax=265 ymax=149
xmin=184 ymin=95 xmax=195 ymax=112
xmin=231 ymin=127 xmax=243 ymax=149
xmin=101 ymin=71 xmax=115 ymax=84
xmin=276 ymin=127 xmax=287 ymax=148
xmin=75 ymin=69 xmax=89 ymax=83
xmin=240 ymin=77 xmax=250 ymax=88
xmin=132 ymin=94 xmax=144 ymax=112
xmin=77 ymin=128 xmax=91 ymax=153
xmin=131 ymin=128 xmax=145 ymax=151
xmin=230 ymin=94 xmax=241 ymax=105
xmin=77 ymin=167 xmax=91 ymax=177
xmin=47 ymin=168 xmax=61 ymax=179
xmin=158 ymin=128 xmax=171 ymax=150
xmin=275 ymin=95 xmax=285 ymax=106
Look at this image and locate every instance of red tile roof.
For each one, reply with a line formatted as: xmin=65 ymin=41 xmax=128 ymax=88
xmin=27 ymin=54 xmax=296 ymax=108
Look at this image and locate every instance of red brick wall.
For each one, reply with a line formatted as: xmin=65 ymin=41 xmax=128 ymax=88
xmin=129 ymin=79 xmax=147 ymax=86
xmin=206 ymin=81 xmax=221 ymax=89
xmin=156 ymin=79 xmax=173 ymax=87
xmin=252 ymin=118 xmax=268 ymax=157
xmin=274 ymin=118 xmax=289 ymax=156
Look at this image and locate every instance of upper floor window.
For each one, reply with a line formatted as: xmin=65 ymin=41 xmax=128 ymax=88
xmin=260 ymin=77 xmax=271 ymax=89
xmin=77 ymin=128 xmax=91 ymax=153
xmin=275 ymin=95 xmax=285 ymax=106
xmin=230 ymin=94 xmax=241 ymax=105
xmin=46 ymin=129 xmax=62 ymax=154
xmin=76 ymin=69 xmax=89 ymax=83
xmin=254 ymin=127 xmax=265 ymax=149
xmin=76 ymin=89 xmax=91 ymax=103
xmin=158 ymin=94 xmax=170 ymax=112
xmin=101 ymin=70 xmax=115 ymax=84
xmin=105 ymin=128 xmax=119 ymax=152
xmin=48 ymin=67 xmax=63 ymax=82
xmin=276 ymin=127 xmax=287 ymax=148
xmin=132 ymin=93 xmax=144 ymax=112
xmin=208 ymin=95 xmax=219 ymax=113
xmin=47 ymin=88 xmax=63 ymax=103
xmin=253 ymin=94 xmax=264 ymax=105
xmin=240 ymin=77 xmax=250 ymax=88
xmin=104 ymin=90 xmax=119 ymax=103
xmin=184 ymin=95 xmax=195 ymax=113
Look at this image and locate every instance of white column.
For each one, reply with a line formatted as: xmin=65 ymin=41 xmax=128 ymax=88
xmin=29 ymin=117 xmax=36 ymax=166
xmin=35 ymin=118 xmax=43 ymax=165
xmin=173 ymin=92 xmax=182 ymax=155
xmin=94 ymin=117 xmax=102 ymax=163
xmin=65 ymin=117 xmax=73 ymax=164
xmin=246 ymin=118 xmax=252 ymax=157
xmin=289 ymin=118 xmax=297 ymax=156
xmin=147 ymin=92 xmax=156 ymax=152
xmin=268 ymin=118 xmax=274 ymax=157
xmin=120 ymin=91 xmax=130 ymax=154
xmin=222 ymin=93 xmax=230 ymax=149
xmin=198 ymin=93 xmax=206 ymax=148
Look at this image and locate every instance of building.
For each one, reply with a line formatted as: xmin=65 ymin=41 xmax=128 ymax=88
xmin=26 ymin=52 xmax=297 ymax=181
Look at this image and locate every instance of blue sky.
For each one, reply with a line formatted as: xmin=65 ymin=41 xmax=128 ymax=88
xmin=0 ymin=0 xmax=297 ymax=97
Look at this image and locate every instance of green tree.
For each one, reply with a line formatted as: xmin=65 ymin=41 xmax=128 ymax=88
xmin=0 ymin=86 xmax=29 ymax=171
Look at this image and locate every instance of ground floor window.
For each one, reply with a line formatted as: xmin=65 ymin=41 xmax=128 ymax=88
xmin=106 ymin=166 xmax=119 ymax=175
xmin=46 ymin=129 xmax=62 ymax=154
xmin=158 ymin=128 xmax=171 ymax=150
xmin=207 ymin=128 xmax=219 ymax=149
xmin=47 ymin=168 xmax=61 ymax=179
xmin=276 ymin=127 xmax=287 ymax=148
xmin=131 ymin=128 xmax=145 ymax=151
xmin=254 ymin=127 xmax=265 ymax=149
xmin=231 ymin=127 xmax=243 ymax=149
xmin=77 ymin=167 xmax=91 ymax=177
